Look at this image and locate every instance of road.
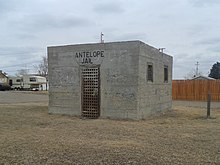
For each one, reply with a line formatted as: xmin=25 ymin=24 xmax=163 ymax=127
xmin=0 ymin=91 xmax=219 ymax=108
xmin=0 ymin=91 xmax=48 ymax=105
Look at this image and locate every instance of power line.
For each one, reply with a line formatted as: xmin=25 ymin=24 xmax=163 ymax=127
xmin=0 ymin=51 xmax=45 ymax=57
xmin=2 ymin=60 xmax=41 ymax=69
xmin=5 ymin=68 xmax=36 ymax=72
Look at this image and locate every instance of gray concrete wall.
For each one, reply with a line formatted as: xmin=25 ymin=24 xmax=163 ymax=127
xmin=48 ymin=46 xmax=81 ymax=115
xmin=48 ymin=40 xmax=173 ymax=120
xmin=100 ymin=41 xmax=139 ymax=119
xmin=48 ymin=41 xmax=140 ymax=119
xmin=137 ymin=42 xmax=173 ymax=119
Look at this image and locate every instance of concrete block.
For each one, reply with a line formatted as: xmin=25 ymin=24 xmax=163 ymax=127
xmin=48 ymin=40 xmax=172 ymax=120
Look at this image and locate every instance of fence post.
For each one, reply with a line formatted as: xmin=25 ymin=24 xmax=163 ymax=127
xmin=207 ymin=93 xmax=211 ymax=118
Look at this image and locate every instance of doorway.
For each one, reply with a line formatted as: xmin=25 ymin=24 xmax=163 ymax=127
xmin=81 ymin=67 xmax=100 ymax=118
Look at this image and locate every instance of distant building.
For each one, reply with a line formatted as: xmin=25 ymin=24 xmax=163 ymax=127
xmin=0 ymin=70 xmax=11 ymax=91
xmin=48 ymin=40 xmax=173 ymax=120
xmin=0 ymin=70 xmax=8 ymax=84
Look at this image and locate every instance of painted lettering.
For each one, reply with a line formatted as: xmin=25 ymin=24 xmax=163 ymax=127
xmin=96 ymin=51 xmax=100 ymax=57
xmin=79 ymin=52 xmax=83 ymax=58
xmin=76 ymin=51 xmax=105 ymax=58
xmin=75 ymin=52 xmax=79 ymax=58
xmin=93 ymin=51 xmax=97 ymax=57
xmin=101 ymin=51 xmax=104 ymax=57
xmin=86 ymin=52 xmax=89 ymax=58
xmin=82 ymin=58 xmax=93 ymax=64
xmin=76 ymin=50 xmax=104 ymax=64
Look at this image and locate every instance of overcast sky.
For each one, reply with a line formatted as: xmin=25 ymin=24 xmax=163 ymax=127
xmin=0 ymin=0 xmax=219 ymax=79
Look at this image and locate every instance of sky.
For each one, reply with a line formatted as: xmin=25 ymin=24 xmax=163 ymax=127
xmin=0 ymin=0 xmax=219 ymax=79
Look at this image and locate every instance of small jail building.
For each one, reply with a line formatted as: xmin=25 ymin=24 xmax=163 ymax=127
xmin=48 ymin=40 xmax=173 ymax=120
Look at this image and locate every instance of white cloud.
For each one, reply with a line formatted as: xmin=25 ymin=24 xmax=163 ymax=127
xmin=0 ymin=0 xmax=220 ymax=77
xmin=189 ymin=0 xmax=220 ymax=7
xmin=93 ymin=2 xmax=125 ymax=14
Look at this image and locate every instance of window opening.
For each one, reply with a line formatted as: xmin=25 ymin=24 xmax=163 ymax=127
xmin=147 ymin=63 xmax=153 ymax=82
xmin=164 ymin=66 xmax=168 ymax=83
xmin=30 ymin=77 xmax=36 ymax=82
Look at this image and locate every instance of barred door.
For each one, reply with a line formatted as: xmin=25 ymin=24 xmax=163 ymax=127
xmin=81 ymin=67 xmax=100 ymax=118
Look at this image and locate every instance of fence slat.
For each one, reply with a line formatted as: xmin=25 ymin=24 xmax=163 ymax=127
xmin=172 ymin=80 xmax=220 ymax=101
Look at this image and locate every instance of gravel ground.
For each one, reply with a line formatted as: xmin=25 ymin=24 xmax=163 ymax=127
xmin=0 ymin=91 xmax=48 ymax=105
xmin=0 ymin=91 xmax=219 ymax=164
xmin=173 ymin=100 xmax=220 ymax=109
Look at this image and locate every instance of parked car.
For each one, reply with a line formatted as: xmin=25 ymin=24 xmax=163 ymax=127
xmin=0 ymin=84 xmax=11 ymax=91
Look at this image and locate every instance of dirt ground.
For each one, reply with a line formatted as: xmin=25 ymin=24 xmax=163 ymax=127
xmin=0 ymin=91 xmax=219 ymax=164
xmin=0 ymin=91 xmax=48 ymax=105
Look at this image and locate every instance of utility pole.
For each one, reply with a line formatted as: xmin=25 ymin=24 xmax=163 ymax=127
xmin=207 ymin=92 xmax=211 ymax=118
xmin=195 ymin=61 xmax=199 ymax=76
xmin=100 ymin=32 xmax=104 ymax=43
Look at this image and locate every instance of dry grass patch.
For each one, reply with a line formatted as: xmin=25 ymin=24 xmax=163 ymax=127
xmin=0 ymin=104 xmax=219 ymax=164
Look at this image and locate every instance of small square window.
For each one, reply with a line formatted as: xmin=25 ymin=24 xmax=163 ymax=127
xmin=147 ymin=63 xmax=153 ymax=82
xmin=30 ymin=77 xmax=36 ymax=82
xmin=164 ymin=65 xmax=168 ymax=83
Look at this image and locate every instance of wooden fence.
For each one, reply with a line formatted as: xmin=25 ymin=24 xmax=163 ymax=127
xmin=172 ymin=80 xmax=220 ymax=101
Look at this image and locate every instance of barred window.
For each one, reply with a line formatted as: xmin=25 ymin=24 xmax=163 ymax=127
xmin=147 ymin=63 xmax=153 ymax=82
xmin=164 ymin=65 xmax=168 ymax=83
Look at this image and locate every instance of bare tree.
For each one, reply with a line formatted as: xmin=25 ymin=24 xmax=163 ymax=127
xmin=33 ymin=56 xmax=48 ymax=90
xmin=34 ymin=56 xmax=48 ymax=78
xmin=16 ymin=69 xmax=29 ymax=77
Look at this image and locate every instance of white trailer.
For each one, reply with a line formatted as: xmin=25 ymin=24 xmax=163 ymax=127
xmin=9 ymin=77 xmax=22 ymax=90
xmin=9 ymin=75 xmax=47 ymax=90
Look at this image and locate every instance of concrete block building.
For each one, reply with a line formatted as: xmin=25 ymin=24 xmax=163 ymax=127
xmin=48 ymin=40 xmax=173 ymax=120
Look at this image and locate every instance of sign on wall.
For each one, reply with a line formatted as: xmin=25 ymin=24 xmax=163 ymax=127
xmin=75 ymin=50 xmax=105 ymax=65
